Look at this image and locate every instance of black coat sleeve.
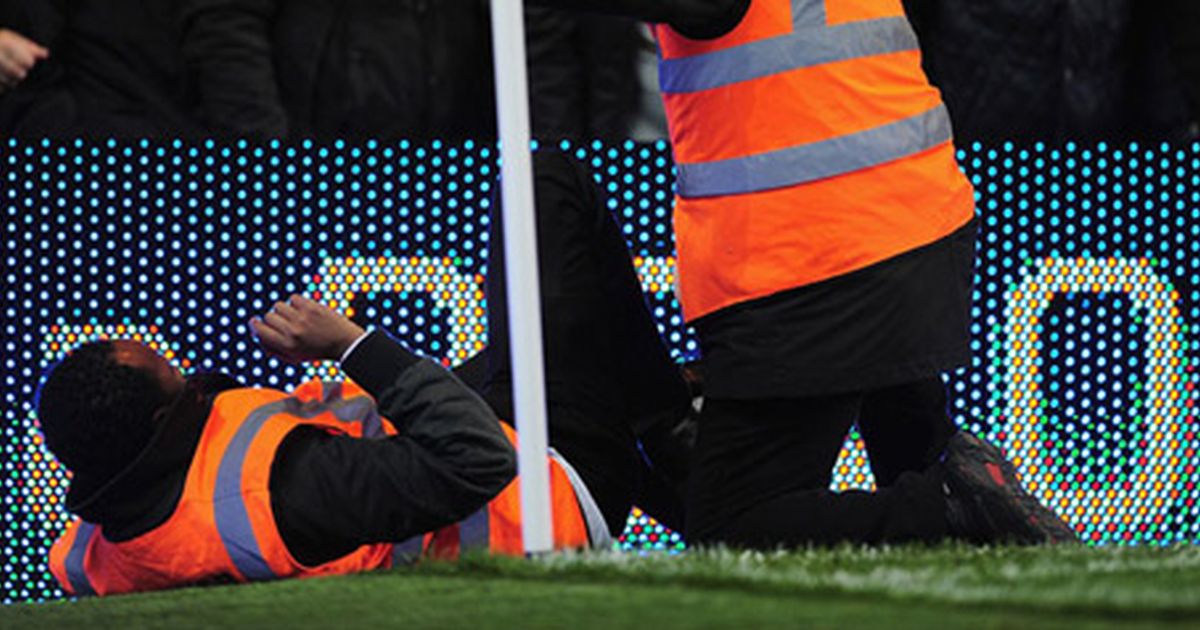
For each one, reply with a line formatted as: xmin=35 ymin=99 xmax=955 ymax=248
xmin=531 ymin=0 xmax=749 ymax=40
xmin=0 ymin=0 xmax=67 ymax=136
xmin=0 ymin=0 xmax=64 ymax=45
xmin=269 ymin=331 xmax=517 ymax=567
xmin=175 ymin=0 xmax=289 ymax=138
xmin=1164 ymin=0 xmax=1200 ymax=126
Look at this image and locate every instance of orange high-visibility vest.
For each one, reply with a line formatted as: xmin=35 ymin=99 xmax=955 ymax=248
xmin=48 ymin=379 xmax=596 ymax=597
xmin=419 ymin=423 xmax=599 ymax=561
xmin=654 ymin=0 xmax=976 ymax=321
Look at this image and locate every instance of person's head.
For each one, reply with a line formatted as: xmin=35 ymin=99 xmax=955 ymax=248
xmin=36 ymin=340 xmax=186 ymax=480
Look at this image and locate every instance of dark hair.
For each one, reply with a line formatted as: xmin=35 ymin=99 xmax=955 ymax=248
xmin=36 ymin=341 xmax=169 ymax=480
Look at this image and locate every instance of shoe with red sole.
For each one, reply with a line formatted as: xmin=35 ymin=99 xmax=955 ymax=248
xmin=941 ymin=430 xmax=1079 ymax=545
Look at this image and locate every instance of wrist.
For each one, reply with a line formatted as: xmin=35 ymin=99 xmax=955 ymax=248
xmin=337 ymin=328 xmax=371 ymax=363
xmin=332 ymin=325 xmax=367 ymax=360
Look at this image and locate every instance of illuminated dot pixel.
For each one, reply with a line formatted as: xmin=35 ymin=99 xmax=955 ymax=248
xmin=304 ymin=256 xmax=489 ymax=379
xmin=1002 ymin=257 xmax=1191 ymax=543
xmin=3 ymin=139 xmax=1200 ymax=604
xmin=618 ymin=508 xmax=686 ymax=554
xmin=8 ymin=324 xmax=189 ymax=604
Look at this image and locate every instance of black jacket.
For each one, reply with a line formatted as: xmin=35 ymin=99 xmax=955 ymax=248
xmin=3 ymin=0 xmax=746 ymax=139
xmin=904 ymin=0 xmax=1195 ymax=142
xmin=1163 ymin=0 xmax=1200 ymax=128
xmin=525 ymin=10 xmax=645 ymax=141
xmin=177 ymin=0 xmax=747 ymax=139
xmin=67 ymin=331 xmax=517 ymax=568
xmin=178 ymin=0 xmax=499 ymax=140
xmin=0 ymin=0 xmax=202 ymax=138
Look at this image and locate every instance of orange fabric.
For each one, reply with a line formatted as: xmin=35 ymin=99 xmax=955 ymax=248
xmin=428 ymin=422 xmax=591 ymax=558
xmin=48 ymin=381 xmax=592 ymax=596
xmin=46 ymin=518 xmax=79 ymax=595
xmin=662 ymin=51 xmax=943 ymax=163
xmin=48 ymin=380 xmax=399 ymax=596
xmin=655 ymin=0 xmax=792 ymax=60
xmin=674 ymin=142 xmax=974 ymax=318
xmin=655 ymin=0 xmax=976 ymax=321
xmin=234 ymin=380 xmax=397 ymax=580
xmin=825 ymin=0 xmax=905 ymax=26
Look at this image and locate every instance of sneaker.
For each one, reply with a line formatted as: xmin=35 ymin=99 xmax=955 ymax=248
xmin=941 ymin=430 xmax=1078 ymax=545
xmin=639 ymin=411 xmax=698 ymax=489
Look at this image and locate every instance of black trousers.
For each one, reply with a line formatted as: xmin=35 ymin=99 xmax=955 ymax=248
xmin=687 ymin=378 xmax=955 ymax=547
xmin=479 ymin=151 xmax=692 ymax=536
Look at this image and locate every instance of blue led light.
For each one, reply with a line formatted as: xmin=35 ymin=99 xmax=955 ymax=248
xmin=5 ymin=141 xmax=1200 ymax=604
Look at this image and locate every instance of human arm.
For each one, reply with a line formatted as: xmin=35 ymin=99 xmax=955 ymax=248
xmin=175 ymin=0 xmax=288 ymax=137
xmin=252 ymin=296 xmax=517 ymax=566
xmin=531 ymin=0 xmax=749 ymax=40
xmin=0 ymin=28 xmax=49 ymax=93
xmin=901 ymin=0 xmax=936 ymax=37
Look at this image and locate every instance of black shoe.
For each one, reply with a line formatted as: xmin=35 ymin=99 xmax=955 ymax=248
xmin=635 ymin=363 xmax=702 ymax=490
xmin=941 ymin=431 xmax=1078 ymax=545
xmin=639 ymin=411 xmax=698 ymax=489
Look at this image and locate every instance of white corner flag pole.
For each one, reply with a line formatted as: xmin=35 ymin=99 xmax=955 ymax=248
xmin=488 ymin=0 xmax=555 ymax=554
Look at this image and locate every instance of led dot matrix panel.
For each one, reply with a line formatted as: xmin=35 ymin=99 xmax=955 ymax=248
xmin=4 ymin=140 xmax=1200 ymax=604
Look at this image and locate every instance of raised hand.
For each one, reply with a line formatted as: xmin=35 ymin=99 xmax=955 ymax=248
xmin=250 ymin=295 xmax=366 ymax=363
xmin=0 ymin=29 xmax=49 ymax=93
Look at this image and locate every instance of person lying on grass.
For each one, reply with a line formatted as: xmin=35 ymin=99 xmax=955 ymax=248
xmin=36 ymin=152 xmax=703 ymax=598
xmin=37 ymin=296 xmax=605 ymax=597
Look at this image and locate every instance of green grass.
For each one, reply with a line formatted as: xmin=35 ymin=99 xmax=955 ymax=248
xmin=6 ymin=545 xmax=1200 ymax=629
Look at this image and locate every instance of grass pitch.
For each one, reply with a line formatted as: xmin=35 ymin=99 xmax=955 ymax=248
xmin=5 ymin=545 xmax=1200 ymax=629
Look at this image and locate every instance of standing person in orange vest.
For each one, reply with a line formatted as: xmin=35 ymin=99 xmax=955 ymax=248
xmin=529 ymin=0 xmax=1077 ymax=545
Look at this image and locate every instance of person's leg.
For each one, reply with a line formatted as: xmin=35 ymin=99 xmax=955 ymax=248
xmin=484 ymin=151 xmax=688 ymax=414
xmin=858 ymin=377 xmax=1077 ymax=543
xmin=569 ymin=152 xmax=696 ymax=528
xmin=631 ymin=453 xmax=688 ymax=533
xmin=857 ymin=377 xmax=958 ymax=487
xmin=482 ymin=150 xmax=689 ymax=536
xmin=686 ymin=395 xmax=950 ymax=548
xmin=568 ymin=171 xmax=695 ymax=532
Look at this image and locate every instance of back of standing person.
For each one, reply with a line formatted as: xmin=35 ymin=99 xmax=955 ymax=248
xmin=179 ymin=0 xmax=497 ymax=140
xmin=2 ymin=0 xmax=202 ymax=137
xmin=903 ymin=0 xmax=1194 ymax=141
xmin=525 ymin=9 xmax=645 ymax=142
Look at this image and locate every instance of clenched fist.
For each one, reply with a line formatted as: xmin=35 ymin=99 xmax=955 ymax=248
xmin=0 ymin=29 xmax=49 ymax=93
xmin=250 ymin=294 xmax=366 ymax=363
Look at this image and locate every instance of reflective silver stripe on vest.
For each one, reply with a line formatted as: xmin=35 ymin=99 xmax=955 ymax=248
xmin=64 ymin=522 xmax=98 ymax=597
xmin=675 ymin=104 xmax=953 ymax=198
xmin=659 ymin=17 xmax=918 ymax=94
xmin=547 ymin=448 xmax=612 ymax=549
xmin=458 ymin=507 xmax=491 ymax=551
xmin=213 ymin=383 xmax=380 ymax=581
xmin=392 ymin=534 xmax=425 ymax=566
xmin=790 ymin=0 xmax=827 ymax=28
